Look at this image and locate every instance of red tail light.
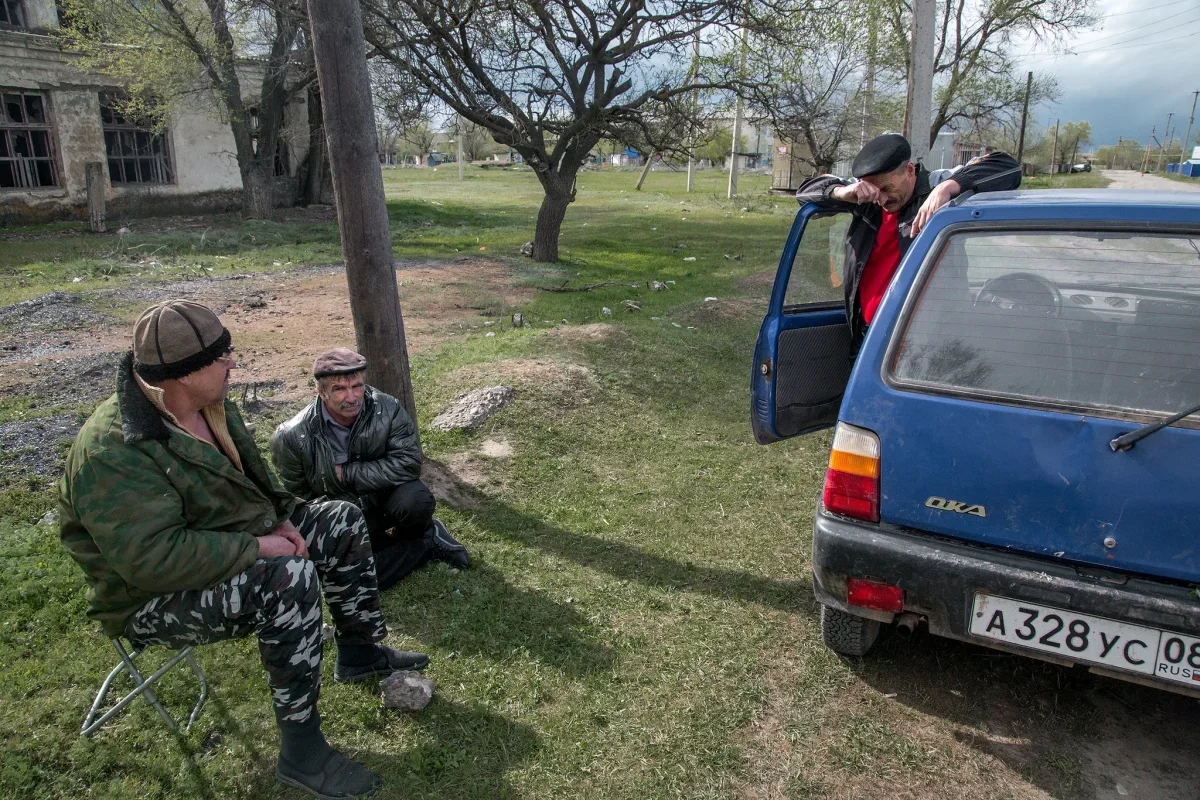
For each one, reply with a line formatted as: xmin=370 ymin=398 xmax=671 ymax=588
xmin=847 ymin=578 xmax=904 ymax=613
xmin=822 ymin=423 xmax=880 ymax=522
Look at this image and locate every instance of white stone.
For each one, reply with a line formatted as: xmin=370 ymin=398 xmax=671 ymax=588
xmin=381 ymin=671 xmax=436 ymax=711
xmin=430 ymin=386 xmax=516 ymax=431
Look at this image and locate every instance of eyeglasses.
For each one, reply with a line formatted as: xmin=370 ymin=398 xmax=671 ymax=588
xmin=216 ymin=346 xmax=236 ymax=365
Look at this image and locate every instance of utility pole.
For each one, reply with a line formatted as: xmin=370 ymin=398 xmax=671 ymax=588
xmin=903 ymin=0 xmax=936 ymax=162
xmin=1049 ymin=119 xmax=1059 ymax=178
xmin=308 ymin=0 xmax=417 ymax=421
xmin=1016 ymin=71 xmax=1033 ymax=165
xmin=727 ymin=22 xmax=749 ymax=199
xmin=1141 ymin=126 xmax=1155 ymax=173
xmin=860 ymin=0 xmax=878 ymax=149
xmin=457 ymin=116 xmax=465 ymax=180
xmin=1156 ymin=112 xmax=1174 ymax=172
xmin=1180 ymin=91 xmax=1199 ymax=172
xmin=687 ymin=33 xmax=700 ymax=193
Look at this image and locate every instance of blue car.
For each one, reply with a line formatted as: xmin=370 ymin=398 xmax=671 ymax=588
xmin=751 ymin=190 xmax=1200 ymax=698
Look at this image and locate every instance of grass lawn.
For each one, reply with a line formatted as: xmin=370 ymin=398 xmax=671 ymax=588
xmin=0 ymin=164 xmax=1189 ymax=800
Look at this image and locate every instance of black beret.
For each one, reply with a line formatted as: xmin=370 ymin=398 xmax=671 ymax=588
xmin=851 ymin=133 xmax=911 ymax=179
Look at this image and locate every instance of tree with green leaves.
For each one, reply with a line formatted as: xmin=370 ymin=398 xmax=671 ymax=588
xmin=59 ymin=0 xmax=314 ymax=218
xmin=1054 ymin=120 xmax=1092 ymax=170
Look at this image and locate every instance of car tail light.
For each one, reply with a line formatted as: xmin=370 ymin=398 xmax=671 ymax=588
xmin=822 ymin=422 xmax=880 ymax=522
xmin=847 ymin=578 xmax=904 ymax=613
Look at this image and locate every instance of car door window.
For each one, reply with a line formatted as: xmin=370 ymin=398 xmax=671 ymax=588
xmin=783 ymin=212 xmax=851 ymax=308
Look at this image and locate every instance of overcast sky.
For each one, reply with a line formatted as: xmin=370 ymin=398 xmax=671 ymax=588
xmin=1011 ymin=0 xmax=1200 ymax=149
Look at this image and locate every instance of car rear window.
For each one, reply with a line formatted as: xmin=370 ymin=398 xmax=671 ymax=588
xmin=889 ymin=229 xmax=1200 ymax=418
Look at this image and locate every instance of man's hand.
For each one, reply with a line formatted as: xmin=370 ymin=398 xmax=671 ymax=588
xmin=830 ymin=181 xmax=884 ymax=206
xmin=911 ymin=179 xmax=961 ymax=236
xmin=334 ymin=464 xmax=343 ymax=484
xmin=258 ymin=520 xmax=309 ymax=559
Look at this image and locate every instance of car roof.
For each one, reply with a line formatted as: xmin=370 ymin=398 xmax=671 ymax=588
xmin=958 ymin=189 xmax=1200 ymax=210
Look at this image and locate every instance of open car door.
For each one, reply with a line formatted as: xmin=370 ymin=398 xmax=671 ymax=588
xmin=751 ymin=203 xmax=854 ymax=443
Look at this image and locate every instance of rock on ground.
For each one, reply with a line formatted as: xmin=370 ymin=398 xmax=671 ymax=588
xmin=381 ymin=670 xmax=436 ymax=711
xmin=430 ymin=386 xmax=515 ymax=431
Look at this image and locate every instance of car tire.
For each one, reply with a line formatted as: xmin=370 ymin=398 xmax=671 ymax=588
xmin=820 ymin=604 xmax=881 ymax=657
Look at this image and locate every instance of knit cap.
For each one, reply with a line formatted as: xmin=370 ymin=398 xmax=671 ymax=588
xmin=132 ymin=300 xmax=231 ymax=381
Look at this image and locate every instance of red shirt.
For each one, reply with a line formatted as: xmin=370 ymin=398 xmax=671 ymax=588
xmin=858 ymin=211 xmax=900 ymax=324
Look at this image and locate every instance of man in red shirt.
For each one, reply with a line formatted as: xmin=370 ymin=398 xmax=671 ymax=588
xmin=796 ymin=135 xmax=1021 ymax=348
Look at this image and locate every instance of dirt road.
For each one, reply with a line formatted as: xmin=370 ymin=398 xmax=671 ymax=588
xmin=1100 ymin=169 xmax=1200 ymax=191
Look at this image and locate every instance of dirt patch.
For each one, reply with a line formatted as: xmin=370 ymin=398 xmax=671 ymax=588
xmin=422 ymin=458 xmax=485 ymax=510
xmin=677 ymin=298 xmax=763 ymax=324
xmin=0 ymin=259 xmax=532 ymax=409
xmin=543 ymin=322 xmax=627 ymax=343
xmin=736 ymin=271 xmax=775 ymax=295
xmin=479 ymin=438 xmax=513 ymax=458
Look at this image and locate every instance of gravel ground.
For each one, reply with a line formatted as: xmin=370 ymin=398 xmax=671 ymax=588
xmin=1100 ymin=169 xmax=1200 ymax=192
xmin=0 ymin=414 xmax=83 ymax=481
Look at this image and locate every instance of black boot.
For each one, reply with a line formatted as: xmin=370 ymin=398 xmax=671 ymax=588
xmin=425 ymin=519 xmax=471 ymax=568
xmin=276 ymin=712 xmax=382 ymax=799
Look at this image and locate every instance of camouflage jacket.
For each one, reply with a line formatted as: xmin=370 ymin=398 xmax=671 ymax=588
xmin=269 ymin=387 xmax=422 ymax=508
xmin=59 ymin=353 xmax=299 ymax=637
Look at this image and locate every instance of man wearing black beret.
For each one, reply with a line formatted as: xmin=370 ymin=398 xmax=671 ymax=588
xmin=796 ymin=133 xmax=1021 ymax=349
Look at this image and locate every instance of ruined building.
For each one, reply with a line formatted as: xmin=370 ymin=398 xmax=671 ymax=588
xmin=0 ymin=0 xmax=311 ymax=225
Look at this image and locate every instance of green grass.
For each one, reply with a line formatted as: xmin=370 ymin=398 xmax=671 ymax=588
xmin=1156 ymin=171 xmax=1200 ymax=185
xmin=0 ymin=165 xmax=1172 ymax=799
xmin=1015 ymin=171 xmax=1112 ymax=190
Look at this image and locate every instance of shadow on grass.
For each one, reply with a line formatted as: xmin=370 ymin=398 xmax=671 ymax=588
xmin=426 ymin=460 xmax=810 ymax=618
xmin=850 ymin=629 xmax=1200 ymax=799
xmin=374 ymin=697 xmax=540 ymax=799
xmin=385 ymin=560 xmax=619 ymax=677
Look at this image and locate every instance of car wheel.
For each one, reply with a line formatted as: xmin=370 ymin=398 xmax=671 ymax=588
xmin=820 ymin=604 xmax=881 ymax=656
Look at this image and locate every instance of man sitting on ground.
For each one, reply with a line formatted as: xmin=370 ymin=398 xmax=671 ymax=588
xmin=59 ymin=300 xmax=427 ymax=799
xmin=271 ymin=349 xmax=469 ymax=589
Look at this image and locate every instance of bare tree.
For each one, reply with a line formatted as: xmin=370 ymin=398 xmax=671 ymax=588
xmin=61 ymin=0 xmax=316 ymax=219
xmin=747 ymin=2 xmax=869 ymax=174
xmin=362 ymin=0 xmax=754 ymax=262
xmin=881 ymin=0 xmax=1097 ymax=147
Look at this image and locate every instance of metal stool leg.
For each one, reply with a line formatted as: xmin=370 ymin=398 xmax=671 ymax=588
xmin=113 ymin=639 xmax=178 ymax=734
xmin=82 ymin=639 xmax=207 ymax=737
xmin=182 ymin=649 xmax=208 ymax=733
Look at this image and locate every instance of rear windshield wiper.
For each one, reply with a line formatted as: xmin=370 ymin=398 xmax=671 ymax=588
xmin=1110 ymin=401 xmax=1200 ymax=452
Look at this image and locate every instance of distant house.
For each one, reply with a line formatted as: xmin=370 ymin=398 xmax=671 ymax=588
xmin=1 ymin=0 xmax=312 ymax=225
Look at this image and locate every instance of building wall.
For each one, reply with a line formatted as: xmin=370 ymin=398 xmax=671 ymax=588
xmin=1 ymin=7 xmax=310 ymax=225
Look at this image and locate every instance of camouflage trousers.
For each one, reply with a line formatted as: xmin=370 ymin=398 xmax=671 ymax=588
xmin=125 ymin=500 xmax=387 ymax=724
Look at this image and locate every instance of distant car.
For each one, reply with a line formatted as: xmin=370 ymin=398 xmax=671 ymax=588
xmin=751 ymin=190 xmax=1200 ymax=699
xmin=1070 ymin=161 xmax=1092 ymax=173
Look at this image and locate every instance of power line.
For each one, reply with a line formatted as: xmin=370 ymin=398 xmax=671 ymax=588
xmin=1022 ymin=17 xmax=1200 ymax=63
xmin=1069 ymin=6 xmax=1200 ymax=47
xmin=1104 ymin=0 xmax=1193 ymax=17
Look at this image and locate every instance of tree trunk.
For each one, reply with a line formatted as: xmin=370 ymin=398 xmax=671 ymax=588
xmin=532 ymin=183 xmax=571 ymax=262
xmin=304 ymin=84 xmax=327 ymax=206
xmin=242 ymin=163 xmax=274 ymax=219
xmin=308 ymin=0 xmax=418 ymax=424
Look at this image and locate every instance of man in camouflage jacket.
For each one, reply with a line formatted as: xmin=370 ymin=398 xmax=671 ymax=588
xmin=59 ymin=300 xmax=428 ymax=799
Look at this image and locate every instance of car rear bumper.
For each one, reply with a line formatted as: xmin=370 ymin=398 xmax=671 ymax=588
xmin=812 ymin=505 xmax=1200 ymax=696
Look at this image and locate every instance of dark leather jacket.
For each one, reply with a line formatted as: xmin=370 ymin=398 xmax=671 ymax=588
xmin=269 ymin=387 xmax=421 ymax=507
xmin=795 ymin=151 xmax=1022 ymax=348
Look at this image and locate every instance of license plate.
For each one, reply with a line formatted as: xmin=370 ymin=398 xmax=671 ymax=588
xmin=970 ymin=594 xmax=1200 ymax=689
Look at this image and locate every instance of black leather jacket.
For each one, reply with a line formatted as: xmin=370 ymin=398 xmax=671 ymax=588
xmin=795 ymin=152 xmax=1022 ymax=348
xmin=269 ymin=387 xmax=422 ymax=507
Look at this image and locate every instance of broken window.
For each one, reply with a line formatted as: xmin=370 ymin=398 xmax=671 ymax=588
xmin=1 ymin=89 xmax=58 ymax=189
xmin=0 ymin=0 xmax=27 ymax=28
xmin=101 ymin=96 xmax=173 ymax=185
xmin=248 ymin=106 xmax=288 ymax=176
